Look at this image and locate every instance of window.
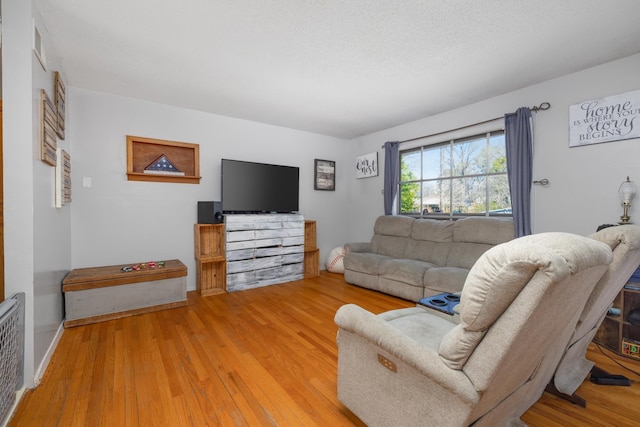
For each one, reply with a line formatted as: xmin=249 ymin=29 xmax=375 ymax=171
xmin=399 ymin=131 xmax=511 ymax=218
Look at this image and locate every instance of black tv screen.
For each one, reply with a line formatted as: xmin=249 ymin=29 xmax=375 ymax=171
xmin=221 ymin=159 xmax=300 ymax=213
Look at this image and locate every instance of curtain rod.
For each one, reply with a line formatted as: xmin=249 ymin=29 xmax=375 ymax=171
xmin=382 ymin=102 xmax=551 ymax=147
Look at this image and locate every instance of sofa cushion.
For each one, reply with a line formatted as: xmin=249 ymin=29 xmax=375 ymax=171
xmin=411 ymin=219 xmax=455 ymax=242
xmin=379 ymin=259 xmax=437 ymax=285
xmin=405 ymin=240 xmax=451 ymax=266
xmin=446 ymin=242 xmax=494 ymax=269
xmin=423 ymin=267 xmax=470 ymax=295
xmin=378 ymin=277 xmax=425 ymax=301
xmin=453 ymin=217 xmax=515 ymax=245
xmin=343 ymin=252 xmax=391 ymax=275
xmin=374 ymin=215 xmax=414 ymax=237
xmin=344 ymin=269 xmax=380 ymax=291
xmin=372 ymin=235 xmax=410 ymax=258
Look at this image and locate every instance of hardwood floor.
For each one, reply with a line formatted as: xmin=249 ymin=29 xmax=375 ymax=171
xmin=8 ymin=272 xmax=640 ymax=426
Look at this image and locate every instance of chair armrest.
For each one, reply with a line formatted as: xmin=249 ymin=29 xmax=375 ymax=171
xmin=334 ymin=304 xmax=477 ymax=402
xmin=344 ymin=242 xmax=372 ymax=254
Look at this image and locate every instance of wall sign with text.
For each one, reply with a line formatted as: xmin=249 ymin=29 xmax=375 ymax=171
xmin=569 ymin=89 xmax=640 ymax=147
xmin=314 ymin=159 xmax=335 ymax=191
xmin=355 ymin=152 xmax=378 ymax=178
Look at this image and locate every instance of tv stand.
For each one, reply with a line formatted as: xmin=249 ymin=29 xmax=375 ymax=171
xmin=225 ymin=213 xmax=305 ymax=291
xmin=224 ymin=211 xmax=299 ymax=215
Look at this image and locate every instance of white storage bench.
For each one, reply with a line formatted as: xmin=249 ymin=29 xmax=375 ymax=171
xmin=62 ymin=259 xmax=187 ymax=327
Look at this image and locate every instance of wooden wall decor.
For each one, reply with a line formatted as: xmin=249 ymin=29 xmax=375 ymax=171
xmin=54 ymin=71 xmax=66 ymax=140
xmin=126 ymin=135 xmax=201 ymax=184
xmin=40 ymin=89 xmax=57 ymax=166
xmin=56 ymin=148 xmax=71 ymax=207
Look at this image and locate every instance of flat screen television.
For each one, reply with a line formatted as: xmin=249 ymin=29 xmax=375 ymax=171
xmin=221 ymin=159 xmax=300 ymax=213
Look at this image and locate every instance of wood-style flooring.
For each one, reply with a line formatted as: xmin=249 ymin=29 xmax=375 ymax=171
xmin=8 ymin=272 xmax=640 ymax=426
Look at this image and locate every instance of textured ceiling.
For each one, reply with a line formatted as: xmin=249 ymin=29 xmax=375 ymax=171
xmin=36 ymin=0 xmax=640 ymax=139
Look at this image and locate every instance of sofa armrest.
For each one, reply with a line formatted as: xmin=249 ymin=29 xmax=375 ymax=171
xmin=344 ymin=242 xmax=372 ymax=254
xmin=334 ymin=304 xmax=476 ymax=402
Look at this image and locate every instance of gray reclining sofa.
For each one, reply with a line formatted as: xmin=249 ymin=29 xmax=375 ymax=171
xmin=343 ymin=215 xmax=515 ymax=301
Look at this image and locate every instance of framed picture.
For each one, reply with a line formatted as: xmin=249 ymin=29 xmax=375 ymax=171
xmin=40 ymin=89 xmax=57 ymax=166
xmin=33 ymin=20 xmax=47 ymax=71
xmin=356 ymin=152 xmax=378 ymax=178
xmin=54 ymin=71 xmax=66 ymax=140
xmin=55 ymin=148 xmax=71 ymax=208
xmin=314 ymin=159 xmax=335 ymax=191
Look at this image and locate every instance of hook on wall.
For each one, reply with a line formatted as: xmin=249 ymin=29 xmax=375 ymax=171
xmin=533 ymin=179 xmax=549 ymax=186
xmin=531 ymin=102 xmax=551 ymax=112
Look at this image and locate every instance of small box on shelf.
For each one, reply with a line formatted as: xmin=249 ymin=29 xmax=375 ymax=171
xmin=622 ymin=337 xmax=640 ymax=359
xmin=594 ymin=283 xmax=640 ymax=359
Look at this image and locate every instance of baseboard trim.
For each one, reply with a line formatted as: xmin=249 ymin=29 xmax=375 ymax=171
xmin=34 ymin=321 xmax=64 ymax=386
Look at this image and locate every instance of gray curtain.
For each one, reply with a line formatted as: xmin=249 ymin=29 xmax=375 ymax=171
xmin=383 ymin=141 xmax=400 ymax=215
xmin=505 ymin=107 xmax=533 ymax=237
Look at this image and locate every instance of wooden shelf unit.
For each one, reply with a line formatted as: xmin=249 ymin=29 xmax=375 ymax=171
xmin=594 ymin=285 xmax=640 ymax=359
xmin=304 ymin=220 xmax=320 ymax=278
xmin=194 ymin=224 xmax=226 ymax=296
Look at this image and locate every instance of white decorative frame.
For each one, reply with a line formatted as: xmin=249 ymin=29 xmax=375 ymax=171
xmin=569 ymin=88 xmax=640 ymax=147
xmin=314 ymin=159 xmax=335 ymax=191
xmin=33 ymin=20 xmax=47 ymax=70
xmin=355 ymin=152 xmax=378 ymax=179
xmin=55 ymin=148 xmax=71 ymax=207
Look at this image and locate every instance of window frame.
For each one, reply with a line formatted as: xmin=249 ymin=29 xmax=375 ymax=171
xmin=398 ymin=130 xmax=511 ymax=219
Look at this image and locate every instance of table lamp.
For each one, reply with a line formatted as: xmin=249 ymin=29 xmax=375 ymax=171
xmin=619 ymin=176 xmax=637 ymax=224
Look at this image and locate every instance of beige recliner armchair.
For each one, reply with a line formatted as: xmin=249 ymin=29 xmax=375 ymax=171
xmin=334 ymin=232 xmax=613 ymax=427
xmin=547 ymin=224 xmax=640 ymax=406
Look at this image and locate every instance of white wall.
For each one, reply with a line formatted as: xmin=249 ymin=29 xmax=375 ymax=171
xmin=68 ymin=88 xmax=351 ymax=290
xmin=347 ymin=53 xmax=640 ymax=242
xmin=2 ymin=0 xmax=36 ymax=386
xmin=2 ymin=0 xmax=71 ymax=388
xmin=31 ymin=7 xmax=70 ymax=378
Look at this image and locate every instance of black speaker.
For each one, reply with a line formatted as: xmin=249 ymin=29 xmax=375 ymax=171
xmin=198 ymin=201 xmax=224 ymax=224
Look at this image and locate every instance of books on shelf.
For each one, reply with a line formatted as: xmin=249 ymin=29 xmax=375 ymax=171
xmin=628 ymin=266 xmax=640 ymax=284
